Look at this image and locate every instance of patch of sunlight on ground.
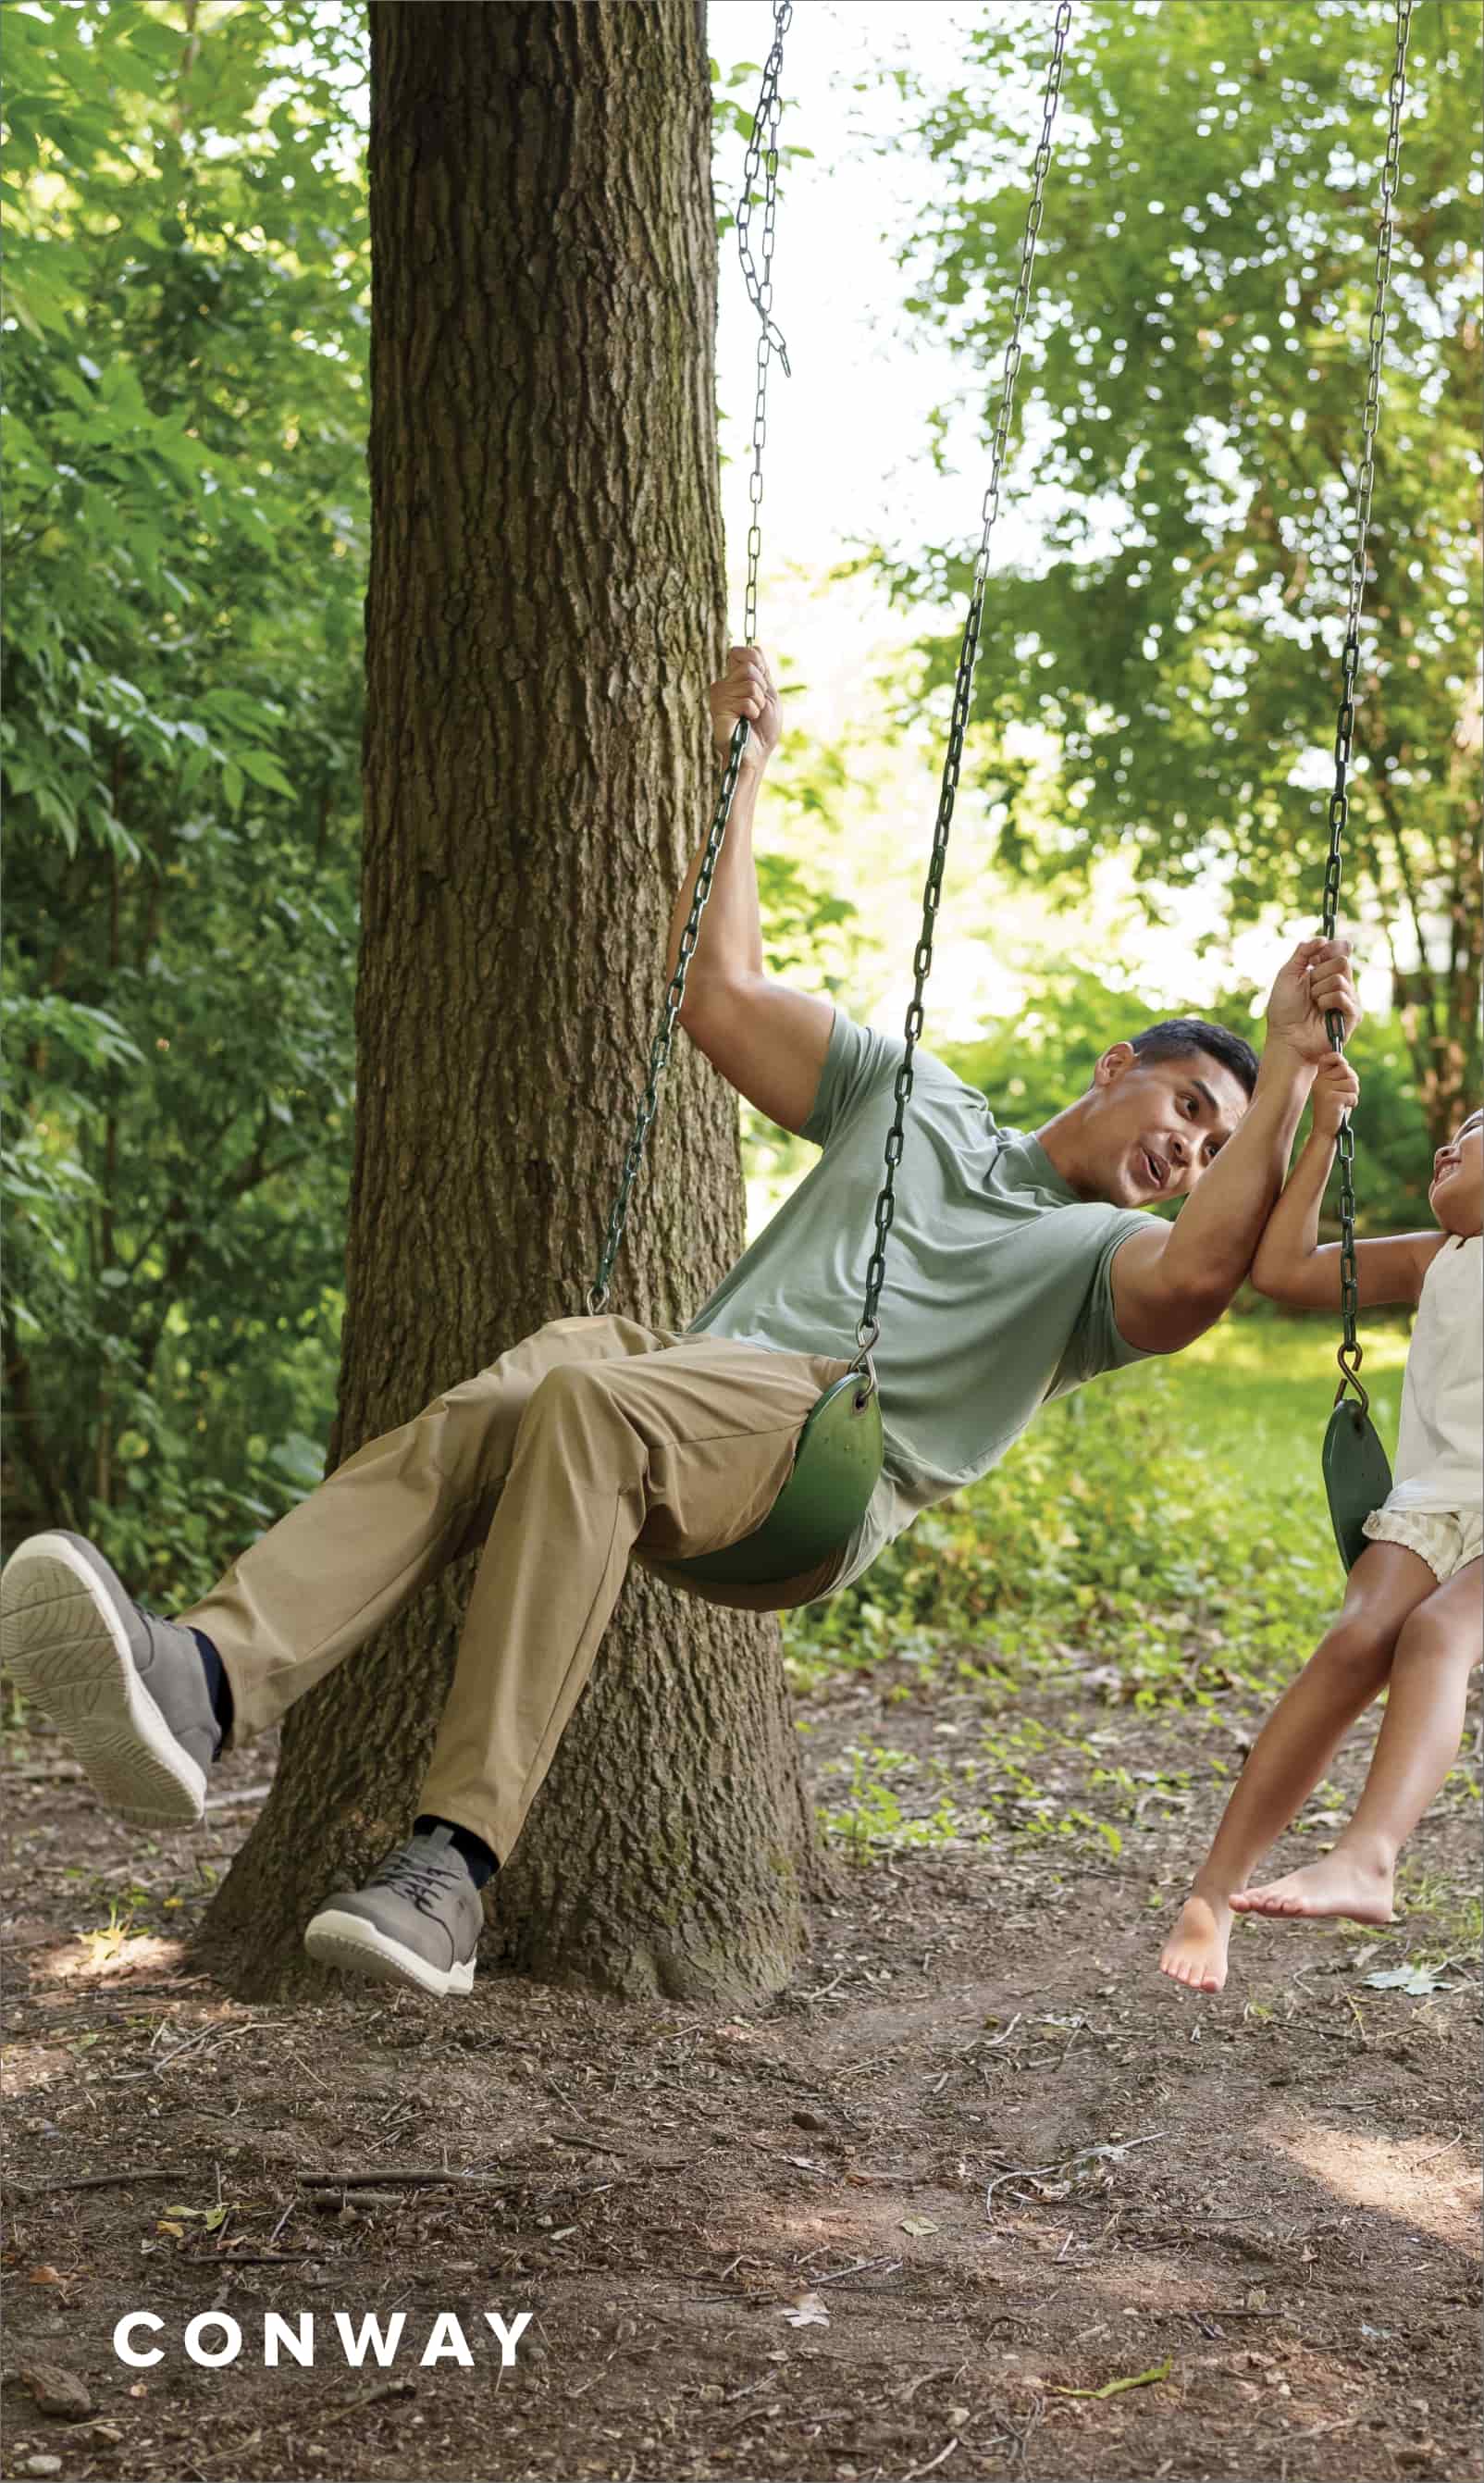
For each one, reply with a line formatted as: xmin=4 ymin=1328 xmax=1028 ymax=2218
xmin=36 ymin=1931 xmax=186 ymax=1985
xmin=1267 ymin=2119 xmax=1481 ymax=2252
xmin=1 ymin=2043 xmax=73 ymax=2094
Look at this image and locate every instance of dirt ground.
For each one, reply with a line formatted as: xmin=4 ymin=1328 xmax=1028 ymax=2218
xmin=3 ymin=1649 xmax=1479 ymax=2483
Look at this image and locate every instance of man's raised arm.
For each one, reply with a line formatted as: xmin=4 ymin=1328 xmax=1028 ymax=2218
xmin=669 ymin=648 xmax=834 ymax=1138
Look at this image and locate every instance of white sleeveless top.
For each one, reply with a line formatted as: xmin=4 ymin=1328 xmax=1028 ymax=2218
xmin=1389 ymin=1234 xmax=1482 ymax=1517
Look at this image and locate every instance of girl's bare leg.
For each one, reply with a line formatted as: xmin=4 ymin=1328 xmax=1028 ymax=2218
xmin=1235 ymin=1558 xmax=1481 ymax=1923
xmin=1159 ymin=1543 xmax=1439 ymax=1994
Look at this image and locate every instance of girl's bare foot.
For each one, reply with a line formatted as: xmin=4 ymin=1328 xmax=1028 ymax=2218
xmin=1159 ymin=1893 xmax=1233 ymax=1993
xmin=1230 ymin=1850 xmax=1394 ymax=1925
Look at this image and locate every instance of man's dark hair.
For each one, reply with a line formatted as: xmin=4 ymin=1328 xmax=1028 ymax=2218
xmin=1126 ymin=1017 xmax=1260 ymax=1099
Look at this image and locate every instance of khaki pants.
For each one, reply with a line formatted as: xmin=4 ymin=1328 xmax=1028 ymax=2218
xmin=179 ymin=1316 xmax=851 ymax=1861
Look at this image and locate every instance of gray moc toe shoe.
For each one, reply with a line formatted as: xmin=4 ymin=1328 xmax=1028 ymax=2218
xmin=303 ymin=1826 xmax=484 ymax=1999
xmin=0 ymin=1530 xmax=217 ymax=1827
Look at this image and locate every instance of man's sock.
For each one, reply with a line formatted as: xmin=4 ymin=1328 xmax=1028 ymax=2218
xmin=414 ymin=1814 xmax=498 ymax=1890
xmin=179 ymin=1639 xmax=494 ymax=1884
xmin=188 ymin=1628 xmax=233 ymax=1756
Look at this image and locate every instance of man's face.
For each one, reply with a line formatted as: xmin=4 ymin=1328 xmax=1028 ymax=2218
xmin=1083 ymin=1047 xmax=1250 ymax=1208
xmin=1428 ymin=1109 xmax=1483 ymax=1238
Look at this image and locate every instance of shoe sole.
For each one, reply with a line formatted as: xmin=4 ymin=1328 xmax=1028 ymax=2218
xmin=303 ymin=1908 xmax=476 ymax=1999
xmin=0 ymin=1533 xmax=206 ymax=1829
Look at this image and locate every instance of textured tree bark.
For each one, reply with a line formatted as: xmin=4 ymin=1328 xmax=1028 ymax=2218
xmin=206 ymin=0 xmax=834 ymax=2002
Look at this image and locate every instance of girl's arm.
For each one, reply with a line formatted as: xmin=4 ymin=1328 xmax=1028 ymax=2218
xmin=1249 ymin=1055 xmax=1441 ymax=1309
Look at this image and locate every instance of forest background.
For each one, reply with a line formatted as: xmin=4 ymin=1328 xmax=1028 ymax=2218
xmin=3 ymin=0 xmax=1479 ymax=1640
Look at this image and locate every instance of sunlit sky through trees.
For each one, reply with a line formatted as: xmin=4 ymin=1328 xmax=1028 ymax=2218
xmin=709 ymin=1 xmax=1420 ymax=1033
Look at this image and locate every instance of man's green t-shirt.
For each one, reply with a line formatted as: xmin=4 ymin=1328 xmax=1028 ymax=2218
xmin=686 ymin=1007 xmax=1154 ymax=1593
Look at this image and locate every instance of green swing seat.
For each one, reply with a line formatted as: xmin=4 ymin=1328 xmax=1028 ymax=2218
xmin=1321 ymin=1397 xmax=1392 ymax=1575
xmin=651 ymin=1372 xmax=884 ymax=1593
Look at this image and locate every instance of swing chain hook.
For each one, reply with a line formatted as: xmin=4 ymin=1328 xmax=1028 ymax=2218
xmin=583 ymin=8 xmax=792 ymax=1318
xmin=850 ymin=1316 xmax=880 ymax=1407
xmin=1334 ymin=1342 xmax=1371 ymax=1425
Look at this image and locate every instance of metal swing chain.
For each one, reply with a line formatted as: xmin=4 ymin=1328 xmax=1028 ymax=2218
xmin=585 ymin=6 xmax=793 ymax=1317
xmin=1322 ymin=0 xmax=1413 ymax=1419
xmin=853 ymin=0 xmax=1073 ymax=1381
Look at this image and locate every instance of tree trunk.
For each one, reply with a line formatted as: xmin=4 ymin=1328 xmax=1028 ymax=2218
xmin=207 ymin=0 xmax=834 ymax=2002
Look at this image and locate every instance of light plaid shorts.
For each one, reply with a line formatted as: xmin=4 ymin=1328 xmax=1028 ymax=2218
xmin=1361 ymin=1502 xmax=1484 ymax=1585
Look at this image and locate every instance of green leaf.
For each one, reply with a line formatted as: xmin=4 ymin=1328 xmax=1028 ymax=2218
xmin=1051 ymin=2361 xmax=1171 ymax=2402
xmin=236 ymin=747 xmax=296 ymax=799
xmin=1361 ymin=1963 xmax=1456 ymax=1996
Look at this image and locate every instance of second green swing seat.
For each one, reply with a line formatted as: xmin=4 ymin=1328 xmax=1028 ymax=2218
xmin=1322 ymin=1396 xmax=1392 ymax=1576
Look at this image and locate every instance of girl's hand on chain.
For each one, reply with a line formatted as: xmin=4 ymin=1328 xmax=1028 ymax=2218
xmin=1310 ymin=1050 xmax=1361 ymax=1137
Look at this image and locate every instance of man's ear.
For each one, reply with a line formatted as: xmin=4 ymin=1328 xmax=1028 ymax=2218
xmin=1092 ymin=1041 xmax=1137 ymax=1090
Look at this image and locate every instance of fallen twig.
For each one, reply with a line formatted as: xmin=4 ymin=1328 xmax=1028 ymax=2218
xmin=298 ymin=2167 xmax=522 ymax=2190
xmin=841 ymin=2044 xmax=915 ymax=2080
xmin=902 ymin=2437 xmax=960 ymax=2480
xmin=203 ymin=1782 xmax=275 ymax=1812
xmin=321 ymin=2377 xmax=416 ymax=2424
xmin=265 ymin=2197 xmax=297 ymax=2249
xmin=305 ymin=2187 xmax=409 ymax=2212
xmin=134 ymin=2021 xmax=263 ymax=2079
xmin=719 ymin=2376 xmax=771 ymax=2411
xmin=984 ymin=2157 xmax=1063 ymax=2211
xmin=897 ymin=2365 xmax=963 ymax=2407
xmin=984 ymin=2130 xmax=1168 ymax=2219
xmin=211 ymin=2251 xmax=320 ymax=2266
xmin=278 ymin=2041 xmax=330 ymax=2094
xmin=929 ymin=2016 xmax=1023 ymax=2102
xmin=1407 ymin=2129 xmax=1464 ymax=2168
xmin=812 ymin=2254 xmax=901 ymax=2288
xmin=19 ymin=2167 xmax=179 ymax=2196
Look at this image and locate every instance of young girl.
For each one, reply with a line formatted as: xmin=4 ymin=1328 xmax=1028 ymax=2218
xmin=1161 ymin=1061 xmax=1481 ymax=1994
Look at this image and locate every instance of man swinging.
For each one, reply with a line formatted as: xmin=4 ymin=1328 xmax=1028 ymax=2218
xmin=1 ymin=643 xmax=1359 ymax=1999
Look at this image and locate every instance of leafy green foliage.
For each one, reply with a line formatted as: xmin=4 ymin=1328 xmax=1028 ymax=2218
xmin=3 ymin=0 xmax=368 ymax=1585
xmin=1 ymin=8 xmax=863 ymax=1593
xmin=871 ymin=0 xmax=1481 ymax=1136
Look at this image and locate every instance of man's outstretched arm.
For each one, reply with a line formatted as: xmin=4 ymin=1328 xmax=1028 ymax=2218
xmin=669 ymin=647 xmax=834 ymax=1137
xmin=1111 ymin=940 xmax=1362 ymax=1355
